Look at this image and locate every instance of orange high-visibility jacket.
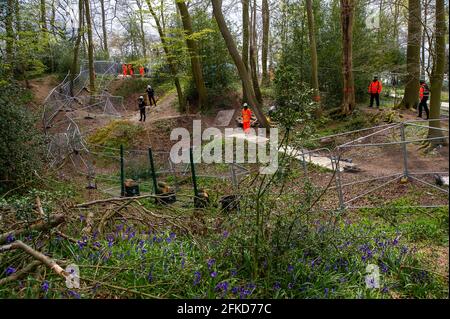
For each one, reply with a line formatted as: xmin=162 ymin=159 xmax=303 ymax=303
xmin=139 ymin=67 xmax=144 ymax=76
xmin=419 ymin=83 xmax=430 ymax=100
xmin=368 ymin=80 xmax=382 ymax=94
xmin=242 ymin=109 xmax=252 ymax=123
xmin=122 ymin=64 xmax=127 ymax=75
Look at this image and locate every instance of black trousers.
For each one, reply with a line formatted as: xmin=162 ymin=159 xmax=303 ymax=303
xmin=139 ymin=108 xmax=146 ymax=121
xmin=418 ymin=97 xmax=429 ymax=119
xmin=148 ymin=94 xmax=157 ymax=106
xmin=370 ymin=93 xmax=380 ymax=107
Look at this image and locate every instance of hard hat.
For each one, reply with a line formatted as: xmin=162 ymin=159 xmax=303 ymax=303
xmin=139 ymin=96 xmax=144 ymax=100
xmin=148 ymin=85 xmax=151 ymax=89
xmin=243 ymin=103 xmax=248 ymax=107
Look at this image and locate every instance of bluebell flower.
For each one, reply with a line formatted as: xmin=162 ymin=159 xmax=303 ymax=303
xmin=79 ymin=215 xmax=85 ymax=222
xmin=231 ymin=287 xmax=239 ymax=295
xmin=5 ymin=266 xmax=16 ymax=276
xmin=193 ymin=271 xmax=201 ymax=285
xmin=207 ymin=259 xmax=216 ymax=269
xmin=273 ymin=282 xmax=281 ymax=290
xmin=148 ymin=272 xmax=153 ymax=283
xmin=381 ymin=286 xmax=389 ymax=293
xmin=68 ymin=290 xmax=81 ymax=299
xmin=6 ymin=234 xmax=14 ymax=243
xmin=230 ymin=269 xmax=237 ymax=277
xmin=223 ymin=231 xmax=229 ymax=238
xmin=210 ymin=271 xmax=218 ymax=278
xmin=324 ymin=288 xmax=329 ymax=297
xmin=215 ymin=281 xmax=229 ymax=292
xmin=287 ymin=264 xmax=294 ymax=273
xmin=288 ymin=282 xmax=294 ymax=289
xmin=41 ymin=281 xmax=49 ymax=293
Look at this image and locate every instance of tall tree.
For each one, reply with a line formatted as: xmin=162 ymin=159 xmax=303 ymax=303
xmin=427 ymin=0 xmax=446 ymax=145
xmin=250 ymin=0 xmax=262 ymax=103
xmin=40 ymin=0 xmax=49 ymax=44
xmin=242 ymin=0 xmax=250 ymax=102
xmin=305 ymin=0 xmax=320 ymax=103
xmin=70 ymin=0 xmax=84 ymax=96
xmin=99 ymin=0 xmax=109 ymax=58
xmin=145 ymin=0 xmax=186 ymax=111
xmin=5 ymin=0 xmax=14 ymax=74
xmin=176 ymin=0 xmax=208 ymax=111
xmin=396 ymin=0 xmax=421 ymax=109
xmin=261 ymin=0 xmax=269 ymax=86
xmin=211 ymin=0 xmax=270 ymax=128
xmin=136 ymin=0 xmax=147 ymax=58
xmin=340 ymin=0 xmax=355 ymax=115
xmin=84 ymin=0 xmax=95 ymax=93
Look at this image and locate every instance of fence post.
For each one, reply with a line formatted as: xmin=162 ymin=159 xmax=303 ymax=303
xmin=120 ymin=144 xmax=125 ymax=197
xmin=334 ymin=151 xmax=345 ymax=210
xmin=148 ymin=148 xmax=158 ymax=194
xmin=400 ymin=123 xmax=409 ymax=178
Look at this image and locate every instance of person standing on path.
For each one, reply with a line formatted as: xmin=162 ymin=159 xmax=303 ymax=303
xmin=138 ymin=96 xmax=146 ymax=122
xmin=242 ymin=103 xmax=252 ymax=133
xmin=368 ymin=76 xmax=383 ymax=108
xmin=146 ymin=85 xmax=157 ymax=107
xmin=418 ymin=79 xmax=430 ymax=120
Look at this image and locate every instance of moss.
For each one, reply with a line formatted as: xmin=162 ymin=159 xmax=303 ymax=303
xmin=87 ymin=120 xmax=144 ymax=151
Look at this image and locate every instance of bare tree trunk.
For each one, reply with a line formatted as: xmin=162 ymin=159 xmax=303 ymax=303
xmin=50 ymin=0 xmax=56 ymax=35
xmin=212 ymin=0 xmax=269 ymax=128
xmin=100 ymin=0 xmax=109 ymax=58
xmin=261 ymin=0 xmax=269 ymax=86
xmin=396 ymin=0 xmax=421 ymax=109
xmin=250 ymin=0 xmax=262 ymax=103
xmin=70 ymin=0 xmax=83 ymax=97
xmin=421 ymin=0 xmax=428 ymax=76
xmin=340 ymin=0 xmax=355 ymax=115
xmin=242 ymin=0 xmax=250 ymax=103
xmin=136 ymin=0 xmax=147 ymax=58
xmin=176 ymin=1 xmax=208 ymax=112
xmin=15 ymin=0 xmax=30 ymax=87
xmin=145 ymin=0 xmax=186 ymax=112
xmin=84 ymin=0 xmax=95 ymax=93
xmin=427 ymin=0 xmax=446 ymax=145
xmin=5 ymin=0 xmax=14 ymax=75
xmin=40 ymin=0 xmax=48 ymax=44
xmin=306 ymin=0 xmax=320 ymax=104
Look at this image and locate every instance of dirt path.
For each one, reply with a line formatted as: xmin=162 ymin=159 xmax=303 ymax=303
xmin=28 ymin=75 xmax=60 ymax=107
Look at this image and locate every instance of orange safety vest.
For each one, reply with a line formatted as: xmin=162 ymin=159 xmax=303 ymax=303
xmin=419 ymin=83 xmax=430 ymax=100
xmin=368 ymin=80 xmax=382 ymax=94
xmin=139 ymin=67 xmax=144 ymax=76
xmin=122 ymin=64 xmax=127 ymax=75
xmin=242 ymin=109 xmax=252 ymax=123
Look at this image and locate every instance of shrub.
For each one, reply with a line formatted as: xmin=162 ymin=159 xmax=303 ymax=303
xmin=0 ymin=83 xmax=44 ymax=193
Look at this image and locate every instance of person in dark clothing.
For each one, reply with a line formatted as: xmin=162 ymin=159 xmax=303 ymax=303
xmin=138 ymin=96 xmax=146 ymax=122
xmin=146 ymin=85 xmax=157 ymax=106
xmin=418 ymin=79 xmax=430 ymax=120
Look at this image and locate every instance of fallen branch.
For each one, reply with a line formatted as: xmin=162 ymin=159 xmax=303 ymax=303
xmin=98 ymin=200 xmax=133 ymax=234
xmin=0 ymin=240 xmax=69 ymax=279
xmin=73 ymin=194 xmax=161 ymax=208
xmin=0 ymin=214 xmax=65 ymax=245
xmin=0 ymin=260 xmax=42 ymax=286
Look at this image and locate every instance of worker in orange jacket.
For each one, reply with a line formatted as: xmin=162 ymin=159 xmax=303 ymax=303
xmin=122 ymin=64 xmax=128 ymax=76
xmin=128 ymin=64 xmax=134 ymax=76
xmin=418 ymin=79 xmax=430 ymax=120
xmin=139 ymin=66 xmax=145 ymax=77
xmin=242 ymin=103 xmax=252 ymax=133
xmin=368 ymin=76 xmax=382 ymax=108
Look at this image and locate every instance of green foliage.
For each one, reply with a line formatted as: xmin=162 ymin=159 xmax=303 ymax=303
xmin=191 ymin=9 xmax=238 ymax=100
xmin=0 ymin=83 xmax=44 ymax=193
xmin=87 ymin=120 xmax=144 ymax=152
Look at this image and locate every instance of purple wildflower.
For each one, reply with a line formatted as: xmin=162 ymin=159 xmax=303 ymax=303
xmin=287 ymin=264 xmax=294 ymax=273
xmin=6 ymin=234 xmax=14 ymax=243
xmin=79 ymin=215 xmax=85 ymax=222
xmin=215 ymin=281 xmax=229 ymax=292
xmin=273 ymin=282 xmax=281 ymax=290
xmin=41 ymin=281 xmax=49 ymax=293
xmin=148 ymin=272 xmax=153 ymax=283
xmin=288 ymin=282 xmax=294 ymax=289
xmin=222 ymin=231 xmax=229 ymax=238
xmin=230 ymin=269 xmax=237 ymax=277
xmin=5 ymin=266 xmax=16 ymax=276
xmin=193 ymin=271 xmax=201 ymax=285
xmin=207 ymin=259 xmax=216 ymax=269
xmin=68 ymin=290 xmax=81 ymax=299
xmin=231 ymin=287 xmax=239 ymax=295
xmin=210 ymin=271 xmax=218 ymax=278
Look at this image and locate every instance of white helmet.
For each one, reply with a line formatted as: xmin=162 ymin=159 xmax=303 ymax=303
xmin=139 ymin=96 xmax=144 ymax=100
xmin=243 ymin=103 xmax=248 ymax=107
xmin=148 ymin=85 xmax=152 ymax=89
